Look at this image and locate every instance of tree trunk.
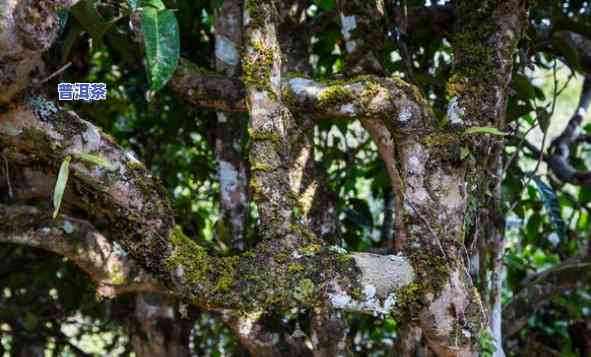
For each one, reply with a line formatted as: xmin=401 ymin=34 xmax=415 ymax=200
xmin=130 ymin=293 xmax=191 ymax=357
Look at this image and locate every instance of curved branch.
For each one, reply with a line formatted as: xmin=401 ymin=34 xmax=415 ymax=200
xmin=0 ymin=204 xmax=162 ymax=297
xmin=169 ymin=59 xmax=428 ymax=123
xmin=503 ymin=256 xmax=591 ymax=338
xmin=0 ymin=102 xmax=179 ymax=286
xmin=516 ymin=77 xmax=591 ymax=186
xmin=544 ymin=77 xmax=591 ymax=186
xmin=0 ymin=93 xmax=419 ymax=315
xmin=169 ymin=59 xmax=247 ymax=112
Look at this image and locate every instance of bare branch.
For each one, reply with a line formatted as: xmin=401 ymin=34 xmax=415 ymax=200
xmin=169 ymin=59 xmax=429 ymax=124
xmin=169 ymin=59 xmax=247 ymax=112
xmin=517 ymin=77 xmax=591 ymax=186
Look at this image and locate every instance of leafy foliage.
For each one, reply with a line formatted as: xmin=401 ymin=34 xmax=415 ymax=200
xmin=2 ymin=0 xmax=591 ymax=355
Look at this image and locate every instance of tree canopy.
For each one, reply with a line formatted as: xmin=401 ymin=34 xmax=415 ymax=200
xmin=1 ymin=0 xmax=591 ymax=356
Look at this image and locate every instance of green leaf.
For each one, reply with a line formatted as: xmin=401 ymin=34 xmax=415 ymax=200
xmin=578 ymin=186 xmax=591 ymax=205
xmin=314 ymin=0 xmax=334 ymax=11
xmin=532 ymin=176 xmax=566 ymax=240
xmin=464 ymin=126 xmax=507 ymax=136
xmin=53 ymin=156 xmax=71 ymax=219
xmin=141 ymin=6 xmax=180 ymax=92
xmin=141 ymin=0 xmax=166 ymax=10
xmin=74 ymin=153 xmax=117 ymax=170
xmin=512 ymin=74 xmax=536 ymax=100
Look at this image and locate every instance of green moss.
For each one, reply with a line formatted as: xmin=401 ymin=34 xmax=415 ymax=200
xmin=243 ymin=250 xmax=256 ymax=259
xmin=250 ymin=179 xmax=264 ymax=197
xmin=293 ymin=278 xmax=315 ymax=302
xmin=299 ymin=243 xmax=321 ymax=256
xmin=350 ymin=286 xmax=364 ymax=301
xmin=282 ymin=85 xmax=298 ymax=108
xmin=362 ymin=80 xmax=382 ymax=99
xmin=288 ymin=263 xmax=305 ymax=273
xmin=392 ymin=282 xmax=421 ymax=318
xmin=423 ymin=133 xmax=461 ymax=147
xmin=244 ymin=0 xmax=277 ymax=28
xmin=182 ymin=59 xmax=217 ymax=76
xmin=289 ymin=224 xmax=318 ymax=245
xmin=317 ymin=85 xmax=355 ymax=108
xmin=274 ymin=252 xmax=289 ymax=263
xmin=165 ymin=226 xmax=238 ymax=294
xmin=242 ymin=39 xmax=276 ymax=98
xmin=126 ymin=161 xmax=144 ymax=170
xmin=337 ymin=254 xmax=353 ymax=264
xmin=251 ymin=162 xmax=275 ymax=172
xmin=109 ymin=265 xmax=126 ymax=285
xmin=247 ymin=126 xmax=282 ymax=143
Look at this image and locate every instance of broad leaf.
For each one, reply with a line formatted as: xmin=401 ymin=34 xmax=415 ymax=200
xmin=142 ymin=0 xmax=165 ymax=10
xmin=141 ymin=6 xmax=180 ymax=92
xmin=533 ymin=176 xmax=566 ymax=240
xmin=53 ymin=156 xmax=71 ymax=219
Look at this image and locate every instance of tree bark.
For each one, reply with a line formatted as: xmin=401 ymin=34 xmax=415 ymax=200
xmin=0 ymin=1 xmax=536 ymax=356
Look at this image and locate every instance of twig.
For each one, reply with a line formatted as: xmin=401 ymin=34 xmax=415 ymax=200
xmin=522 ymin=60 xmax=559 ymax=191
xmin=2 ymin=155 xmax=12 ymax=199
xmin=35 ymin=62 xmax=72 ymax=86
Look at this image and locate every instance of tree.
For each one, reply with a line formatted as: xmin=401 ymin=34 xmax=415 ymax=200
xmin=1 ymin=0 xmax=591 ymax=356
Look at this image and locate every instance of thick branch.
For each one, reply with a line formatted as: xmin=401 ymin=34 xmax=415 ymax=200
xmin=169 ymin=59 xmax=429 ymax=123
xmin=0 ymin=0 xmax=79 ymax=103
xmin=0 ymin=204 xmax=161 ymax=297
xmin=0 ymin=101 xmax=179 ymax=286
xmin=0 ymin=93 xmax=420 ymax=316
xmin=219 ymin=310 xmax=313 ymax=357
xmin=169 ymin=59 xmax=247 ymax=112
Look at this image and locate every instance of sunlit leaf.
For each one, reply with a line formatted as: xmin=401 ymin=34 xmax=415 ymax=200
xmin=53 ymin=156 xmax=71 ymax=219
xmin=141 ymin=5 xmax=180 ymax=92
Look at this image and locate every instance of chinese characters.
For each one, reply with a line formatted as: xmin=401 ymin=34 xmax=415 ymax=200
xmin=58 ymin=83 xmax=107 ymax=101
